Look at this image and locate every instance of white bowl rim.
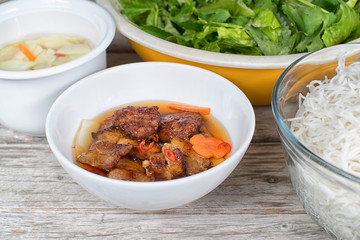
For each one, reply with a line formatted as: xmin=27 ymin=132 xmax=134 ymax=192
xmin=97 ymin=0 xmax=309 ymax=69
xmin=46 ymin=61 xmax=256 ymax=189
xmin=0 ymin=0 xmax=115 ymax=80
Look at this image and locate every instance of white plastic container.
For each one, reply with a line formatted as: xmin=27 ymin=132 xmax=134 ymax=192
xmin=0 ymin=0 xmax=115 ymax=135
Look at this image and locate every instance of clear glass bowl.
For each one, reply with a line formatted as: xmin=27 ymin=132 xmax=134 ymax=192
xmin=272 ymin=43 xmax=360 ymax=239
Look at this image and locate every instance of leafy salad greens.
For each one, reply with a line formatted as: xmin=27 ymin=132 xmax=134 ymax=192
xmin=117 ymin=0 xmax=360 ymax=56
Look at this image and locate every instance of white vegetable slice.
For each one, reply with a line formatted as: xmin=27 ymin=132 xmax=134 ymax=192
xmin=74 ymin=119 xmax=100 ymax=156
xmin=52 ymin=55 xmax=77 ymax=66
xmin=56 ymin=44 xmax=91 ymax=55
xmin=32 ymin=37 xmax=74 ymax=50
xmin=0 ymin=34 xmax=93 ymax=70
xmin=62 ymin=35 xmax=85 ymax=42
xmin=13 ymin=46 xmax=30 ymax=60
xmin=0 ymin=59 xmax=35 ymax=71
xmin=33 ymin=49 xmax=56 ymax=70
xmin=29 ymin=44 xmax=44 ymax=57
xmin=0 ymin=45 xmax=18 ymax=61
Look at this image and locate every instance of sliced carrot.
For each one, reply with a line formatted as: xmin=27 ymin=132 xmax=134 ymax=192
xmin=190 ymin=134 xmax=222 ymax=146
xmin=18 ymin=44 xmax=36 ymax=61
xmin=169 ymin=103 xmax=211 ymax=115
xmin=192 ymin=143 xmax=215 ymax=159
xmin=189 ymin=134 xmax=206 ymax=145
xmin=190 ymin=134 xmax=231 ymax=159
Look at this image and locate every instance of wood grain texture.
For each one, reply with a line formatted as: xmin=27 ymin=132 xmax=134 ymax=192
xmin=0 ymin=0 xmax=331 ymax=237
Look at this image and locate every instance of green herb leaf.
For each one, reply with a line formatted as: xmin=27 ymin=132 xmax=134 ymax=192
xmin=322 ymin=0 xmax=359 ymax=47
xmin=117 ymin=0 xmax=360 ymax=56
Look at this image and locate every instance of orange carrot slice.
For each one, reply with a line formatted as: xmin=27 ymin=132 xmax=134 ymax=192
xmin=190 ymin=134 xmax=231 ymax=159
xmin=189 ymin=134 xmax=206 ymax=145
xmin=17 ymin=44 xmax=36 ymax=61
xmin=169 ymin=103 xmax=211 ymax=115
xmin=192 ymin=143 xmax=215 ymax=158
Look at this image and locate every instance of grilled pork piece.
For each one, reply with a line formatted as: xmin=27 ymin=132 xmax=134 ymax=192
xmin=198 ymin=125 xmax=213 ymax=138
xmin=158 ymin=112 xmax=202 ymax=142
xmin=108 ymin=168 xmax=154 ymax=182
xmin=113 ymin=106 xmax=161 ymax=140
xmin=142 ymin=148 xmax=187 ymax=181
xmin=168 ymin=137 xmax=211 ymax=175
xmin=116 ymin=134 xmax=162 ymax=161
xmin=115 ymin=157 xmax=145 ymax=172
xmin=94 ymin=126 xmax=162 ymax=161
xmin=77 ymin=139 xmax=132 ymax=170
xmin=131 ymin=141 xmax=162 ymax=161
xmin=109 ymin=158 xmax=154 ymax=181
xmin=98 ymin=114 xmax=116 ymax=132
xmin=92 ymin=127 xmax=123 ymax=143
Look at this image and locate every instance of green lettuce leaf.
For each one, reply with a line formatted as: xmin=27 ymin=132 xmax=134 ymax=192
xmin=322 ymin=0 xmax=359 ymax=47
xmin=252 ymin=9 xmax=282 ymax=42
xmin=117 ymin=0 xmax=360 ymax=56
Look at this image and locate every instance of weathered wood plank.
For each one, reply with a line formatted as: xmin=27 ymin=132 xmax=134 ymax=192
xmin=107 ymin=32 xmax=134 ymax=53
xmin=107 ymin=52 xmax=143 ymax=67
xmin=1 ymin=211 xmax=328 ymax=240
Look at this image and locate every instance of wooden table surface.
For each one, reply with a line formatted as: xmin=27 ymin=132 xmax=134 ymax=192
xmin=0 ymin=2 xmax=331 ymax=239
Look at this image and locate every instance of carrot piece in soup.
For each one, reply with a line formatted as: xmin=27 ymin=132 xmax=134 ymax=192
xmin=17 ymin=44 xmax=36 ymax=61
xmin=168 ymin=103 xmax=211 ymax=115
xmin=190 ymin=134 xmax=231 ymax=159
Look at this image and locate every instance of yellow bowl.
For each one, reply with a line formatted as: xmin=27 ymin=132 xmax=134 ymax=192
xmin=97 ymin=0 xmax=306 ymax=105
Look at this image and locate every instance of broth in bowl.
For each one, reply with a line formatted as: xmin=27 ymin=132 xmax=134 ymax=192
xmin=73 ymin=102 xmax=232 ymax=182
xmin=0 ymin=33 xmax=93 ymax=71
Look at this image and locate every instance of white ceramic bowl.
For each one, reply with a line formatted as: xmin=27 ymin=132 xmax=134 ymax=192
xmin=46 ymin=62 xmax=255 ymax=210
xmin=0 ymin=0 xmax=115 ymax=136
